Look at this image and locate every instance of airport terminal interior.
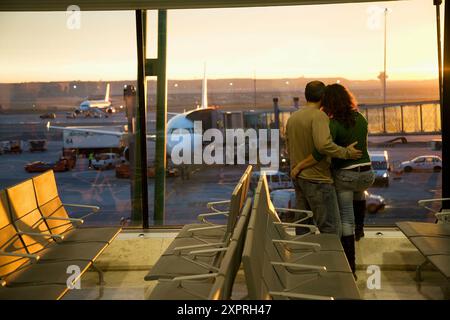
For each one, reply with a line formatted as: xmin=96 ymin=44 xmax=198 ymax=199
xmin=0 ymin=0 xmax=449 ymax=301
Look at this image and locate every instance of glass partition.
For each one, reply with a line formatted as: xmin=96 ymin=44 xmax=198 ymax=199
xmin=0 ymin=0 xmax=444 ymax=227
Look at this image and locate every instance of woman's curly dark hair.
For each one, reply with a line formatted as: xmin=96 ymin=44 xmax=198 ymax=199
xmin=321 ymin=84 xmax=358 ymax=128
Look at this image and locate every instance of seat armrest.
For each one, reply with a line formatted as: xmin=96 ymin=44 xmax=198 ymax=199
xmin=172 ymin=242 xmax=226 ymax=252
xmin=197 ymin=211 xmax=229 ymax=223
xmin=62 ymin=203 xmax=100 ymax=219
xmin=171 ymin=273 xmax=219 ymax=282
xmin=271 ymin=261 xmax=327 ymax=272
xmin=45 ymin=216 xmax=84 ymax=224
xmin=187 ymin=225 xmax=226 ymax=233
xmin=0 ymin=251 xmax=40 ymax=262
xmin=18 ymin=231 xmax=64 ymax=241
xmin=418 ymin=198 xmax=450 ymax=213
xmin=272 ymin=239 xmax=321 ymax=251
xmin=207 ymin=200 xmax=230 ymax=213
xmin=275 ymin=208 xmax=313 ymax=223
xmin=62 ymin=203 xmax=100 ymax=211
xmin=269 ymin=291 xmax=334 ymax=300
xmin=189 ymin=247 xmax=228 ymax=255
xmin=273 ymin=222 xmax=318 ymax=233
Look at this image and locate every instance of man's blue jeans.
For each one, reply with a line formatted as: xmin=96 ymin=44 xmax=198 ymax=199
xmin=333 ymin=169 xmax=375 ymax=236
xmin=293 ymin=177 xmax=342 ymax=236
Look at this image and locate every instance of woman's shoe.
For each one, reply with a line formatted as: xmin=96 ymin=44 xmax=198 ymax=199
xmin=355 ymin=228 xmax=364 ymax=241
xmin=353 ymin=200 xmax=366 ymax=241
xmin=341 ymin=235 xmax=356 ymax=275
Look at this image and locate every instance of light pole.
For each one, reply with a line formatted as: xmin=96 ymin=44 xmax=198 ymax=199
xmin=253 ymin=70 xmax=257 ymax=109
xmin=383 ymin=7 xmax=388 ymax=107
xmin=377 ymin=7 xmax=389 ymax=132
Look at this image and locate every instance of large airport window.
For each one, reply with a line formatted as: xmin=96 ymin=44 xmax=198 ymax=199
xmin=0 ymin=0 xmax=444 ymax=228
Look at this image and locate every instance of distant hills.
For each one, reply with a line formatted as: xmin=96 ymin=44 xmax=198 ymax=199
xmin=0 ymin=77 xmax=439 ymax=112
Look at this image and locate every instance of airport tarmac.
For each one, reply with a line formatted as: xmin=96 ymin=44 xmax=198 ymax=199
xmin=0 ymin=111 xmax=443 ymax=227
xmin=0 ymin=136 xmax=442 ymax=227
xmin=0 ymin=111 xmax=154 ymax=141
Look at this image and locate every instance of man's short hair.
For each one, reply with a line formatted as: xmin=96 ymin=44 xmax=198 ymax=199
xmin=305 ymin=81 xmax=326 ymax=103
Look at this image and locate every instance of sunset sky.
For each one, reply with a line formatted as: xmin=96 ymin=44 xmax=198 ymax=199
xmin=0 ymin=0 xmax=444 ymax=83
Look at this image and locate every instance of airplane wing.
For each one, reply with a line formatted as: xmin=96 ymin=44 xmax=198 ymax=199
xmin=47 ymin=122 xmax=156 ymax=140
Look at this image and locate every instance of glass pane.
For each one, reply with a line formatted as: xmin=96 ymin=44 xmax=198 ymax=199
xmin=0 ymin=0 xmax=443 ymax=230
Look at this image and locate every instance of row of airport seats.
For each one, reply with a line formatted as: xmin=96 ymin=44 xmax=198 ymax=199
xmin=0 ymin=170 xmax=122 ymax=300
xmin=243 ymin=174 xmax=360 ymax=300
xmin=146 ymin=167 xmax=360 ymax=300
xmin=396 ymin=199 xmax=450 ymax=282
xmin=144 ymin=165 xmax=253 ymax=296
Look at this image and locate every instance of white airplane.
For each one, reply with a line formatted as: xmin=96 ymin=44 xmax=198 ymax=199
xmin=77 ymin=83 xmax=115 ymax=114
xmin=48 ymin=71 xmax=215 ymax=157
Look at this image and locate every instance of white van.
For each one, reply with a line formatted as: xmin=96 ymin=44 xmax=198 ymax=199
xmin=251 ymin=170 xmax=293 ymax=191
xmin=92 ymin=153 xmax=121 ymax=170
xmin=369 ymin=151 xmax=390 ymax=187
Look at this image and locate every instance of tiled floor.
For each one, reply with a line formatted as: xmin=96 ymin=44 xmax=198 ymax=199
xmin=356 ymin=270 xmax=449 ymax=300
xmin=63 ymin=268 xmax=449 ymax=300
xmin=62 ymin=231 xmax=449 ymax=300
xmin=64 ymin=270 xmax=155 ymax=300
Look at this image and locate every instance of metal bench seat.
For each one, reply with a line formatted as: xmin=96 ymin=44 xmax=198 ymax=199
xmin=148 ymin=198 xmax=252 ymax=300
xmin=396 ymin=199 xmax=450 ymax=282
xmin=174 ymin=166 xmax=252 ymax=241
xmin=243 ymin=174 xmax=360 ymax=300
xmin=148 ymin=276 xmax=222 ymax=300
xmin=397 ymin=221 xmax=450 ymax=238
xmin=409 ymin=236 xmax=450 ymax=256
xmin=4 ymin=259 xmax=91 ymax=286
xmin=0 ymin=284 xmax=69 ymax=300
xmin=32 ymin=171 xmax=121 ymax=244
xmin=144 ymin=166 xmax=252 ymax=281
xmin=60 ymin=227 xmax=122 ymax=244
xmin=427 ymin=255 xmax=450 ymax=279
xmin=34 ymin=241 xmax=109 ymax=262
xmin=0 ymin=172 xmax=121 ymax=299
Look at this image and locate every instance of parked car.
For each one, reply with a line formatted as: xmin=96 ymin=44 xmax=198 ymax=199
xmin=365 ymin=191 xmax=386 ymax=214
xmin=115 ymin=162 xmax=179 ymax=179
xmin=24 ymin=159 xmax=69 ymax=173
xmin=399 ymin=155 xmax=442 ymax=173
xmin=39 ymin=112 xmax=56 ymax=119
xmin=369 ymin=151 xmax=390 ymax=187
xmin=92 ymin=153 xmax=121 ymax=170
xmin=251 ymin=171 xmax=293 ymax=191
xmin=269 ymin=189 xmax=385 ymax=215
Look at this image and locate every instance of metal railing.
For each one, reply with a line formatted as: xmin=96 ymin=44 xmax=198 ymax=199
xmin=359 ymin=100 xmax=441 ymax=135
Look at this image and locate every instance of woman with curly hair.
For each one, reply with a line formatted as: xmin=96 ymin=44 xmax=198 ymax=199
xmin=291 ymin=83 xmax=374 ymax=278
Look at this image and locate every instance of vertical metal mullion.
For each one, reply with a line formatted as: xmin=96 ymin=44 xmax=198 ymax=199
xmin=441 ymin=0 xmax=450 ymax=207
xmin=135 ymin=10 xmax=149 ymax=228
xmin=154 ymin=10 xmax=168 ymax=225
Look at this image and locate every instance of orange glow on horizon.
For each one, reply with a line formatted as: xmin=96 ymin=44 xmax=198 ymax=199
xmin=0 ymin=0 xmax=444 ymax=83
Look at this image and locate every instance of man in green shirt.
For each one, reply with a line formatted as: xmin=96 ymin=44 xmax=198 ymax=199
xmin=286 ymin=81 xmax=361 ymax=235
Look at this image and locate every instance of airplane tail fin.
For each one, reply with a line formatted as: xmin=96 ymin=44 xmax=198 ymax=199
xmin=200 ymin=64 xmax=208 ymax=109
xmin=104 ymin=83 xmax=110 ymax=102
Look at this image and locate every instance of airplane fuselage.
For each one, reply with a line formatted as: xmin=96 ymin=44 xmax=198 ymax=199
xmin=79 ymin=100 xmax=112 ymax=111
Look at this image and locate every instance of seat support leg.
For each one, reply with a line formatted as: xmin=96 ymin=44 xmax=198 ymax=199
xmin=415 ymin=260 xmax=429 ymax=282
xmin=91 ymin=263 xmax=105 ymax=285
